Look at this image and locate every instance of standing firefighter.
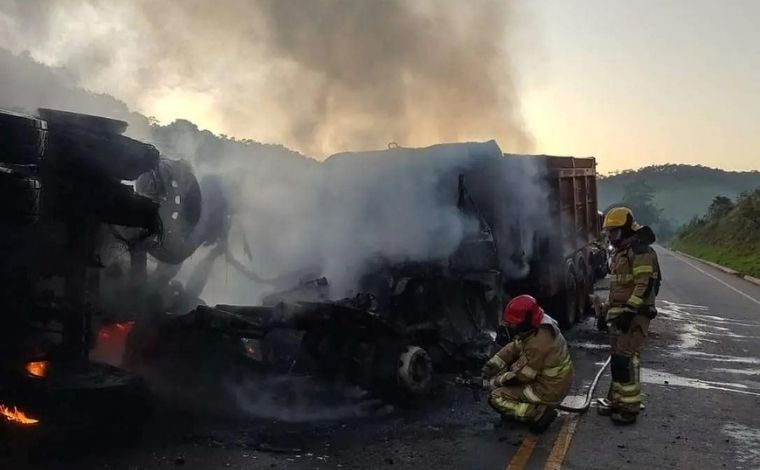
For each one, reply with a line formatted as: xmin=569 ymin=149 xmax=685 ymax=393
xmin=599 ymin=207 xmax=661 ymax=424
xmin=481 ymin=295 xmax=573 ymax=433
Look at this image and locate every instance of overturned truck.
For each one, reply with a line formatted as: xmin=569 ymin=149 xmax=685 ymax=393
xmin=131 ymin=141 xmax=604 ymax=400
xmin=0 ymin=108 xmax=162 ymax=434
xmin=0 ymin=108 xmax=602 ymax=414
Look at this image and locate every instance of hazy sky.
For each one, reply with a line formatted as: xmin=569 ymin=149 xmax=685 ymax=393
xmin=522 ymin=0 xmax=760 ymax=173
xmin=1 ymin=0 xmax=758 ymax=173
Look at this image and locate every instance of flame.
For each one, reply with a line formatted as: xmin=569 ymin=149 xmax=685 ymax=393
xmin=97 ymin=321 xmax=135 ymax=340
xmin=91 ymin=321 xmax=136 ymax=367
xmin=0 ymin=404 xmax=39 ymax=425
xmin=25 ymin=360 xmax=50 ymax=378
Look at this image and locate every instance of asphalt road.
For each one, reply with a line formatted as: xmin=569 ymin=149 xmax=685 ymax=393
xmin=5 ymin=246 xmax=760 ymax=469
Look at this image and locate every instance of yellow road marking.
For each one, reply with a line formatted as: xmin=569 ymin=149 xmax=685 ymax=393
xmin=543 ymin=414 xmax=580 ymax=470
xmin=505 ymin=434 xmax=538 ymax=470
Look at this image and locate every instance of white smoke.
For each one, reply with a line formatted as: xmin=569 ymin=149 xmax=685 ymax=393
xmin=228 ymin=375 xmax=389 ymax=422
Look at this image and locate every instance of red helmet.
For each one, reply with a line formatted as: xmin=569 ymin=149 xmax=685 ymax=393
xmin=503 ymin=295 xmax=544 ymax=329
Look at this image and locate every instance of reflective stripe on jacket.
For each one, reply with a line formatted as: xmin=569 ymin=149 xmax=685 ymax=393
xmin=492 ymin=314 xmax=574 ymax=404
xmin=608 ymin=243 xmax=661 ymax=319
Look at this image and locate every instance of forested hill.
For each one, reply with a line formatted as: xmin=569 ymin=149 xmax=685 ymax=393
xmin=0 ymin=48 xmax=311 ymax=173
xmin=4 ymin=49 xmax=760 ymax=233
xmin=672 ymin=190 xmax=760 ymax=277
xmin=598 ymin=165 xmax=760 ymax=227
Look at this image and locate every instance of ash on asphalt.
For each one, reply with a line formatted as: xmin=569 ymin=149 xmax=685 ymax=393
xmin=1 ymin=367 xmax=507 ymax=469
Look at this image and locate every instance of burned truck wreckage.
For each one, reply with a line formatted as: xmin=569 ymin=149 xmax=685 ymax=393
xmin=0 ymin=109 xmax=605 ymax=430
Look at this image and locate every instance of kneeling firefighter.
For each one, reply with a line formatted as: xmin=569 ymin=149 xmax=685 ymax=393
xmin=481 ymin=295 xmax=573 ymax=433
xmin=598 ymin=207 xmax=661 ymax=424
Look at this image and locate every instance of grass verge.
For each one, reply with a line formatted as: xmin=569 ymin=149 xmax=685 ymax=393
xmin=670 ymin=240 xmax=760 ymax=278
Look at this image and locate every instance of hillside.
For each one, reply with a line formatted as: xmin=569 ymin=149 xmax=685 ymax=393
xmin=0 ymin=48 xmax=312 ymax=172
xmin=598 ymin=165 xmax=760 ymax=227
xmin=5 ymin=49 xmax=760 ymax=237
xmin=671 ymin=191 xmax=760 ymax=277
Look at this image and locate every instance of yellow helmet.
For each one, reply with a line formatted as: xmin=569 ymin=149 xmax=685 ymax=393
xmin=603 ymin=207 xmax=641 ymax=231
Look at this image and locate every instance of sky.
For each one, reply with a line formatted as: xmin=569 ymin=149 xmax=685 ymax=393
xmin=521 ymin=0 xmax=760 ymax=173
xmin=0 ymin=0 xmax=758 ymax=173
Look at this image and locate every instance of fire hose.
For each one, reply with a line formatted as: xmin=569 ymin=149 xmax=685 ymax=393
xmin=455 ymin=355 xmax=612 ymax=413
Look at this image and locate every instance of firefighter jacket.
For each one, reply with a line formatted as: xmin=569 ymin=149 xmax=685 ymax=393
xmin=608 ymin=226 xmax=661 ymax=320
xmin=484 ymin=315 xmax=573 ymax=404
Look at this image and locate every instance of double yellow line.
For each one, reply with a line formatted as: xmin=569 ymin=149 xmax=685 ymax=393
xmin=504 ymin=413 xmax=581 ymax=470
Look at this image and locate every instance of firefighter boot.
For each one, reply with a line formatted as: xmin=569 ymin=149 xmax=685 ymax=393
xmin=596 ymin=398 xmax=612 ymax=416
xmin=529 ymin=407 xmax=558 ymax=434
xmin=611 ymin=410 xmax=637 ymax=425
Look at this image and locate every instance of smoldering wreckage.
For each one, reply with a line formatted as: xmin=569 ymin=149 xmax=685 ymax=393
xmin=0 ymin=108 xmax=608 ymax=446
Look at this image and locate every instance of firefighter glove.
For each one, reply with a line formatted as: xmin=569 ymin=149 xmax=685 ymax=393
xmin=481 ymin=355 xmax=506 ymax=379
xmin=486 ymin=371 xmax=516 ymax=390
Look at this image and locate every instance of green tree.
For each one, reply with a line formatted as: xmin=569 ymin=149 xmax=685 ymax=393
xmin=707 ymin=195 xmax=734 ymax=220
xmin=617 ymin=181 xmax=662 ymax=227
xmin=604 ymin=181 xmax=676 ymax=240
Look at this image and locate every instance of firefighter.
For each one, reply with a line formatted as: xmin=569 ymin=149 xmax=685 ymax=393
xmin=481 ymin=295 xmax=573 ymax=433
xmin=598 ymin=207 xmax=661 ymax=424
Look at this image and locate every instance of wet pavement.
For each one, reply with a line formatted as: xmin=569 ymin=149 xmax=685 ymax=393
xmin=4 ymin=247 xmax=760 ymax=469
xmin=562 ymin=247 xmax=760 ymax=470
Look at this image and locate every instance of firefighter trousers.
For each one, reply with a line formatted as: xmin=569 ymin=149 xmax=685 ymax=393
xmin=488 ymin=385 xmax=549 ymax=422
xmin=608 ymin=314 xmax=650 ymax=414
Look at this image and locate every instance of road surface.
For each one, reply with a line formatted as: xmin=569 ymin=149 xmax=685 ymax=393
xmin=5 ymin=247 xmax=760 ymax=469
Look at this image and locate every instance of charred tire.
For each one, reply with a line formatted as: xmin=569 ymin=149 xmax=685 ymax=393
xmin=44 ymin=126 xmax=158 ymax=180
xmin=397 ymin=346 xmax=433 ymax=396
xmin=38 ymin=108 xmax=128 ymax=135
xmin=0 ymin=109 xmax=47 ymax=164
xmin=0 ymin=170 xmax=40 ymax=224
xmin=557 ymin=262 xmax=578 ymax=329
xmin=40 ymin=109 xmax=157 ymax=180
xmin=575 ymin=256 xmax=590 ymax=318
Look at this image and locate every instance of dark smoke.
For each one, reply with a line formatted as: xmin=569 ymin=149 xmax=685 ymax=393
xmin=0 ymin=1 xmax=542 ymax=305
xmin=0 ymin=5 xmax=546 ymax=421
xmin=0 ymin=0 xmax=531 ymax=156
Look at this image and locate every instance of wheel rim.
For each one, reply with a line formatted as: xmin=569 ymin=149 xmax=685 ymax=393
xmin=398 ymin=346 xmax=433 ymax=395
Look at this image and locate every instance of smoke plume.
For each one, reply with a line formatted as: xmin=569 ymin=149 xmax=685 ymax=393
xmin=0 ymin=1 xmax=543 ymax=305
xmin=0 ymin=0 xmax=531 ymax=156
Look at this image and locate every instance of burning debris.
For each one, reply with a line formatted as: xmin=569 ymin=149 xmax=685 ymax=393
xmin=91 ymin=321 xmax=136 ymax=367
xmin=0 ymin=404 xmax=39 ymax=425
xmin=24 ymin=361 xmax=49 ymax=379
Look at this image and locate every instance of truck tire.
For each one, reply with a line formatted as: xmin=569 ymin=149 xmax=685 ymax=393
xmin=0 ymin=170 xmax=40 ymax=224
xmin=587 ymin=253 xmax=597 ymax=289
xmin=575 ymin=256 xmax=590 ymax=318
xmin=38 ymin=108 xmax=128 ymax=135
xmin=39 ymin=109 xmax=158 ymax=180
xmin=555 ymin=261 xmax=578 ymax=329
xmin=0 ymin=109 xmax=47 ymax=164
